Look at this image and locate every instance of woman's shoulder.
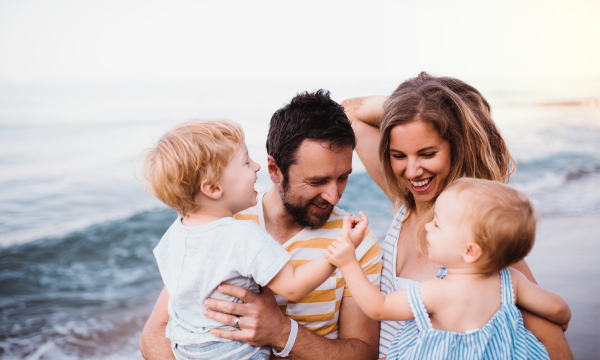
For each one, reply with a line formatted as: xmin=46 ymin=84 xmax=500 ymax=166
xmin=392 ymin=198 xmax=405 ymax=216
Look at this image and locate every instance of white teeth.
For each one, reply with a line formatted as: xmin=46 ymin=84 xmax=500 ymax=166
xmin=409 ymin=178 xmax=432 ymax=187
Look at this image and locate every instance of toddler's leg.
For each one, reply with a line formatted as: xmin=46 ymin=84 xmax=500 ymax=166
xmin=171 ymin=340 xmax=270 ymax=360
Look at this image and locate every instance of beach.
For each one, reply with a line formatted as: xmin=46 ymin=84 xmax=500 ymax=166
xmin=527 ymin=214 xmax=600 ymax=359
xmin=0 ymin=78 xmax=599 ymax=359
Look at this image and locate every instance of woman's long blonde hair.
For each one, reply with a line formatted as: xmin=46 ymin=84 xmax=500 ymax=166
xmin=379 ymin=72 xmax=515 ymax=253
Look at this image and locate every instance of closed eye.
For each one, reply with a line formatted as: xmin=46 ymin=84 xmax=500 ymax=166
xmin=310 ymin=180 xmax=327 ymax=186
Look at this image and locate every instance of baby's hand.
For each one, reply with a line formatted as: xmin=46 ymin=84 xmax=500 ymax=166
xmin=342 ymin=211 xmax=368 ymax=248
xmin=326 ymin=236 xmax=357 ymax=268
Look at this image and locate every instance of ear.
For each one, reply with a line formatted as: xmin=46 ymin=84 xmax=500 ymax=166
xmin=463 ymin=242 xmax=483 ymax=264
xmin=267 ymin=155 xmax=283 ymax=184
xmin=200 ymin=181 xmax=223 ymax=200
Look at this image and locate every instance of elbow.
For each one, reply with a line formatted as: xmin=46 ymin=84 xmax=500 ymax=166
xmin=364 ymin=308 xmax=385 ymax=322
xmin=557 ymin=305 xmax=571 ymax=326
xmin=341 ymin=99 xmax=359 ymax=123
xmin=139 ymin=335 xmax=148 ymax=359
xmin=341 ymin=99 xmax=352 ymax=112
xmin=278 ymin=288 xmax=304 ymax=302
xmin=283 ymin=291 xmax=304 ymax=302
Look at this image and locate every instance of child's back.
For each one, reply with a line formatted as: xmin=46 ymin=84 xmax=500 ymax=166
xmin=420 ymin=274 xmax=501 ymax=332
xmin=154 ymin=217 xmax=291 ymax=344
xmin=388 ymin=269 xmax=549 ymax=360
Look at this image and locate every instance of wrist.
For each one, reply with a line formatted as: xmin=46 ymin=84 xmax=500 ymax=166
xmin=272 ymin=318 xmax=298 ymax=357
xmin=339 ymin=259 xmax=360 ymax=273
xmin=272 ymin=314 xmax=292 ymax=351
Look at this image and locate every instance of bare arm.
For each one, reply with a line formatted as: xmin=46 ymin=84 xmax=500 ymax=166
xmin=266 ymin=257 xmax=336 ymax=302
xmin=510 ymin=260 xmax=574 ymax=359
xmin=267 ymin=214 xmax=367 ymax=301
xmin=327 ymin=236 xmax=412 ymax=321
xmin=139 ymin=287 xmax=175 ymax=360
xmin=205 ymin=285 xmax=379 ymax=359
xmin=510 ymin=268 xmax=571 ymax=326
xmin=521 ymin=310 xmax=573 ymax=360
xmin=342 ymin=96 xmax=397 ymax=205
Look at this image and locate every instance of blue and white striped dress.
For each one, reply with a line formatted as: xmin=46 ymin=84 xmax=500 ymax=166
xmin=386 ymin=268 xmax=550 ymax=360
xmin=379 ymin=206 xmax=447 ymax=357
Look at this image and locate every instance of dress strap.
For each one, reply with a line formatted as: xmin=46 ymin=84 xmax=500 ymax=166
xmin=499 ymin=268 xmax=514 ymax=306
xmin=435 ymin=266 xmax=448 ymax=279
xmin=406 ymin=283 xmax=433 ymax=332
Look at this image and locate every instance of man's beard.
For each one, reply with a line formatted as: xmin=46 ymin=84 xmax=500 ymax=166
xmin=279 ymin=180 xmax=336 ymax=228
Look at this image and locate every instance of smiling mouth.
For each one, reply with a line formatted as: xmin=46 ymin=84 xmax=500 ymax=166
xmin=408 ymin=177 xmax=433 ymax=189
xmin=310 ymin=201 xmax=332 ymax=213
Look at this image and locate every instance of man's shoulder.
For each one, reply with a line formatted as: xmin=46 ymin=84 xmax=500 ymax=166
xmin=234 ymin=204 xmax=260 ymax=225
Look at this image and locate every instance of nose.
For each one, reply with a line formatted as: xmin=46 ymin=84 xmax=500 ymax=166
xmin=253 ymin=160 xmax=260 ymax=172
xmin=405 ymin=156 xmax=424 ymax=179
xmin=321 ymin=181 xmax=340 ymax=205
xmin=424 ymin=220 xmax=433 ymax=232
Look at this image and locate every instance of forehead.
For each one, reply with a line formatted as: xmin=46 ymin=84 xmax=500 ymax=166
xmin=436 ymin=188 xmax=467 ymax=220
xmin=389 ymin=121 xmax=445 ymax=150
xmin=230 ymin=141 xmax=248 ymax=159
xmin=290 ymin=139 xmax=352 ymax=177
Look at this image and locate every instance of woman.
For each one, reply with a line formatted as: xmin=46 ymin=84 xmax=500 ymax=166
xmin=342 ymin=72 xmax=572 ymax=359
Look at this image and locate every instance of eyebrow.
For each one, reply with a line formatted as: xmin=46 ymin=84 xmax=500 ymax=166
xmin=305 ymin=169 xmax=352 ymax=182
xmin=389 ymin=146 xmax=440 ymax=153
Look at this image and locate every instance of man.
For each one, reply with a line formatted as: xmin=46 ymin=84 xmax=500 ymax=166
xmin=139 ymin=89 xmax=382 ymax=359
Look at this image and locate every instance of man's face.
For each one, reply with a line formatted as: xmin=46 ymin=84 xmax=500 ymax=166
xmin=279 ymin=139 xmax=353 ymax=228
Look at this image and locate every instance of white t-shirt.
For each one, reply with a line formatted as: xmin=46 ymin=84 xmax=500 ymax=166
xmin=153 ymin=216 xmax=291 ymax=345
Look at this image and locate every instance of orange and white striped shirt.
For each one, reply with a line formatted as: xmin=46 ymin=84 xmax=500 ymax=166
xmin=234 ymin=193 xmax=382 ymax=340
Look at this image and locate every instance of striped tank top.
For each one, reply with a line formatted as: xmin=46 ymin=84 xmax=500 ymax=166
xmin=386 ymin=268 xmax=550 ymax=359
xmin=379 ymin=207 xmax=447 ymax=358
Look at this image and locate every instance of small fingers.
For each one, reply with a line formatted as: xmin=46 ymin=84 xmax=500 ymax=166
xmin=341 ymin=216 xmax=352 ymax=236
xmin=359 ymin=210 xmax=369 ymax=226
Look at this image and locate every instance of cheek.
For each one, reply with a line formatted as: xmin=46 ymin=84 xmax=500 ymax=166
xmin=428 ymin=156 xmax=451 ymax=178
xmin=390 ymin=159 xmax=406 ymax=177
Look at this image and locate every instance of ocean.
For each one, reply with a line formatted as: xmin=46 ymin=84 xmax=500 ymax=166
xmin=0 ymin=77 xmax=599 ymax=359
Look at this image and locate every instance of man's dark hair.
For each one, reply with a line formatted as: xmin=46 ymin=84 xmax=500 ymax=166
xmin=266 ymin=89 xmax=356 ymax=180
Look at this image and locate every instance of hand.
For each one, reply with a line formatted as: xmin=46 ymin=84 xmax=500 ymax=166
xmin=204 ymin=285 xmax=290 ymax=349
xmin=326 ymin=234 xmax=359 ymax=269
xmin=342 ymin=211 xmax=369 ymax=248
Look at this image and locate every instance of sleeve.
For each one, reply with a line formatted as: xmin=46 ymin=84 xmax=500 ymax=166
xmin=242 ymin=223 xmax=292 ymax=287
xmin=343 ymin=227 xmax=382 ymax=297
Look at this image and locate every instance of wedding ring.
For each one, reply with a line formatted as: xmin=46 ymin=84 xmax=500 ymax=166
xmin=234 ymin=316 xmax=240 ymax=329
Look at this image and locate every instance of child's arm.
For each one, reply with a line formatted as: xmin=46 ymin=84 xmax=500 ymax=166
xmin=326 ymin=230 xmax=413 ymax=322
xmin=265 ymin=214 xmax=368 ymax=302
xmin=510 ymin=268 xmax=571 ymax=329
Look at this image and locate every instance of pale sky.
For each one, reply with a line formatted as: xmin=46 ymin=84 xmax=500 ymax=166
xmin=0 ymin=0 xmax=598 ymax=83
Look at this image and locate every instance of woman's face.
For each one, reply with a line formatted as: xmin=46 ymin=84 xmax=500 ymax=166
xmin=389 ymin=121 xmax=452 ymax=205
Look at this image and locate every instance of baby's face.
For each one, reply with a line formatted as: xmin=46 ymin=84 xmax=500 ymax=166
xmin=424 ymin=188 xmax=473 ymax=266
xmin=219 ymin=142 xmax=261 ymax=214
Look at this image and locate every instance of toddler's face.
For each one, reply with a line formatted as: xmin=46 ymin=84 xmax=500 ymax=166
xmin=424 ymin=188 xmax=473 ymax=267
xmin=219 ymin=142 xmax=261 ymax=214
